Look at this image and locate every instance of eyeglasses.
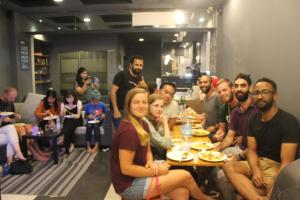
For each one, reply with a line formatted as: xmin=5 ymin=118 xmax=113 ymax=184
xmin=251 ymin=90 xmax=274 ymax=98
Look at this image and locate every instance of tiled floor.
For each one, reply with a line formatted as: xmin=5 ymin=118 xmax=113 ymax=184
xmin=34 ymin=151 xmax=112 ymax=200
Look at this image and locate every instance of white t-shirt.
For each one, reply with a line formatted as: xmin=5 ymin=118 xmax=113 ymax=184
xmin=163 ymin=100 xmax=179 ymax=120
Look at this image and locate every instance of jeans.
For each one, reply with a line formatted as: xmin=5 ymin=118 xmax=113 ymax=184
xmin=86 ymin=123 xmax=101 ymax=144
xmin=110 ymin=109 xmax=124 ymax=129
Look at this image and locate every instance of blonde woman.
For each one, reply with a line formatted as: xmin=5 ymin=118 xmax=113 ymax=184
xmin=144 ymin=93 xmax=172 ymax=159
xmin=111 ymin=87 xmax=213 ymax=200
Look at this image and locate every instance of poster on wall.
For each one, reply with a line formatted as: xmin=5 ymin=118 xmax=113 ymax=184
xmin=20 ymin=40 xmax=30 ymax=70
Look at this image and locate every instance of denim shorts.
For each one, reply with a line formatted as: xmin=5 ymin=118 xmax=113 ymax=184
xmin=119 ymin=177 xmax=151 ymax=200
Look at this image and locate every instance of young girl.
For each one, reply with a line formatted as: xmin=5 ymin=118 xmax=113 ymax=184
xmin=35 ymin=89 xmax=61 ymax=130
xmin=60 ymin=91 xmax=83 ymax=154
xmin=111 ymin=87 xmax=213 ymax=200
xmin=144 ymin=93 xmax=172 ymax=159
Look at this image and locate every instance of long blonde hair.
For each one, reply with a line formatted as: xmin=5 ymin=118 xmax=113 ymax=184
xmin=124 ymin=87 xmax=149 ymax=146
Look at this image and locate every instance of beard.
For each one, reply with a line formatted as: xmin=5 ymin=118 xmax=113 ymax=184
xmin=200 ymin=85 xmax=211 ymax=94
xmin=132 ymin=68 xmax=142 ymax=76
xmin=256 ymin=99 xmax=274 ymax=112
xmin=235 ymin=91 xmax=249 ymax=102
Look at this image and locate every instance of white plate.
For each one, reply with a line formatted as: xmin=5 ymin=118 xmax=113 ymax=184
xmin=192 ymin=124 xmax=203 ymax=129
xmin=43 ymin=116 xmax=58 ymax=121
xmin=0 ymin=112 xmax=14 ymax=116
xmin=14 ymin=123 xmax=26 ymax=127
xmin=88 ymin=120 xmax=100 ymax=124
xmin=191 ymin=142 xmax=214 ymax=150
xmin=198 ymin=151 xmax=228 ymax=162
xmin=64 ymin=115 xmax=77 ymax=119
xmin=167 ymin=151 xmax=194 ymax=162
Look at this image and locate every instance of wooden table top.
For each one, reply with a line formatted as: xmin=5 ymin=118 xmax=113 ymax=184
xmin=166 ymin=125 xmax=225 ymax=167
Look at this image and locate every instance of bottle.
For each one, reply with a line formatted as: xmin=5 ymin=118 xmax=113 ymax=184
xmin=179 ymin=96 xmax=186 ymax=113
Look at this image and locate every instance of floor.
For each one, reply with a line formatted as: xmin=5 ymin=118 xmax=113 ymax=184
xmin=32 ymin=151 xmax=112 ymax=200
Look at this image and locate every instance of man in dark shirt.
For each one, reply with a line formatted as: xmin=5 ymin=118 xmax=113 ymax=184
xmin=224 ymin=77 xmax=300 ymax=200
xmin=0 ymin=87 xmax=20 ymax=126
xmin=110 ymin=55 xmax=147 ymax=129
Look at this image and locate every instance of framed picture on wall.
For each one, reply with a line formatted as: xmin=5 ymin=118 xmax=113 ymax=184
xmin=20 ymin=40 xmax=30 ymax=70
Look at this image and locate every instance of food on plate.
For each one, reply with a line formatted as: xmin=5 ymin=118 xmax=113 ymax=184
xmin=192 ymin=129 xmax=210 ymax=136
xmin=198 ymin=151 xmax=227 ymax=162
xmin=191 ymin=142 xmax=214 ymax=150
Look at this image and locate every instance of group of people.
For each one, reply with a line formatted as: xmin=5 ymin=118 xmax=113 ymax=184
xmin=110 ymin=55 xmax=300 ymax=200
xmin=0 ymin=66 xmax=107 ymax=169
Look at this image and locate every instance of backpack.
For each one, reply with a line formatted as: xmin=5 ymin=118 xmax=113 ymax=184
xmin=10 ymin=160 xmax=33 ymax=175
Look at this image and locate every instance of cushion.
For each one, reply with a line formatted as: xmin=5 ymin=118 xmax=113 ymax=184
xmin=19 ymin=93 xmax=45 ymax=124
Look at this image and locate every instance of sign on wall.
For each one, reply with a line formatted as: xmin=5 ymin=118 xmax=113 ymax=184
xmin=20 ymin=40 xmax=30 ymax=70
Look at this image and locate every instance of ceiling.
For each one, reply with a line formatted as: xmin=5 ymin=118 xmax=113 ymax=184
xmin=0 ymin=0 xmax=225 ymax=32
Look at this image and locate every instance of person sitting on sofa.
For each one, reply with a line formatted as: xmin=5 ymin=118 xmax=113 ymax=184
xmin=0 ymin=87 xmax=26 ymax=164
xmin=35 ymin=89 xmax=61 ymax=131
xmin=0 ymin=87 xmax=49 ymax=161
xmin=84 ymin=91 xmax=106 ymax=154
xmin=60 ymin=90 xmax=83 ymax=154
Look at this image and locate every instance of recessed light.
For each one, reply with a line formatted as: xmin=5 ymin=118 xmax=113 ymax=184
xmin=174 ymin=33 xmax=179 ymax=37
xmin=196 ymin=42 xmax=200 ymax=46
xmin=183 ymin=45 xmax=186 ymax=48
xmin=139 ymin=38 xmax=144 ymax=42
xmin=199 ymin=17 xmax=205 ymax=22
xmin=185 ymin=42 xmax=189 ymax=46
xmin=83 ymin=17 xmax=91 ymax=23
xmin=38 ymin=19 xmax=43 ymax=23
xmin=154 ymin=25 xmax=159 ymax=28
xmin=53 ymin=0 xmax=63 ymax=2
xmin=57 ymin=26 xmax=61 ymax=30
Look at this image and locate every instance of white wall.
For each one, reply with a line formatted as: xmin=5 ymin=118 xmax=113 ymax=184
xmin=217 ymin=0 xmax=300 ymax=120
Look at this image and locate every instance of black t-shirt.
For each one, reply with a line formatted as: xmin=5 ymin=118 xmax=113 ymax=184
xmin=111 ymin=70 xmax=142 ymax=110
xmin=248 ymin=109 xmax=300 ymax=162
xmin=0 ymin=98 xmax=15 ymax=127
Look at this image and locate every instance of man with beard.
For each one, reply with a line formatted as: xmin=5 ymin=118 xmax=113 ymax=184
xmin=215 ymin=73 xmax=258 ymax=155
xmin=198 ymin=75 xmax=220 ymax=131
xmin=110 ymin=55 xmax=147 ymax=129
xmin=224 ymin=77 xmax=300 ymax=200
xmin=213 ymin=79 xmax=239 ymax=142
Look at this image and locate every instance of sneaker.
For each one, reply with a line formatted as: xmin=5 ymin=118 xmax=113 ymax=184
xmin=102 ymin=148 xmax=110 ymax=152
xmin=205 ymin=190 xmax=220 ymax=198
xmin=69 ymin=144 xmax=75 ymax=153
xmin=2 ymin=163 xmax=10 ymax=176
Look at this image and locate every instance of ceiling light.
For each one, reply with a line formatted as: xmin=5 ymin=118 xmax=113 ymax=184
xmin=185 ymin=42 xmax=189 ymax=46
xmin=38 ymin=19 xmax=43 ymax=23
xmin=196 ymin=42 xmax=200 ymax=46
xmin=172 ymin=40 xmax=176 ymax=43
xmin=53 ymin=0 xmax=63 ymax=2
xmin=183 ymin=45 xmax=186 ymax=48
xmin=154 ymin=25 xmax=159 ymax=28
xmin=83 ymin=17 xmax=91 ymax=23
xmin=199 ymin=17 xmax=205 ymax=22
xmin=175 ymin=10 xmax=185 ymax=24
xmin=57 ymin=26 xmax=61 ymax=30
xmin=174 ymin=33 xmax=178 ymax=37
xmin=139 ymin=38 xmax=144 ymax=42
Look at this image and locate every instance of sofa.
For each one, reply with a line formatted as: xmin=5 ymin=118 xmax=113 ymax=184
xmin=15 ymin=93 xmax=112 ymax=147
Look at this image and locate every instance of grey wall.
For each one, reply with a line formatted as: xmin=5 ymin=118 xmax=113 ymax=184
xmin=217 ymin=0 xmax=300 ymax=120
xmin=123 ymin=38 xmax=162 ymax=83
xmin=0 ymin=8 xmax=13 ymax=92
xmin=48 ymin=33 xmax=119 ymax=94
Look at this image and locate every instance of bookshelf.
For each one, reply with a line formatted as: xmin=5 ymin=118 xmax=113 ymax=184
xmin=34 ymin=53 xmax=52 ymax=93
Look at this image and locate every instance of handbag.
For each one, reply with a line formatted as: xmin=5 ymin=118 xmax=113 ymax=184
xmin=145 ymin=176 xmax=162 ymax=200
xmin=10 ymin=160 xmax=33 ymax=175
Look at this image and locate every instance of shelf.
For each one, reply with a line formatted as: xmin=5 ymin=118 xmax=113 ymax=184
xmin=34 ymin=54 xmax=48 ymax=57
xmin=35 ymin=80 xmax=51 ymax=84
xmin=35 ymin=64 xmax=49 ymax=67
xmin=35 ymin=73 xmax=50 ymax=75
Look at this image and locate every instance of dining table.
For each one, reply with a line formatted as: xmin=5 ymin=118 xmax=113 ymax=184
xmin=166 ymin=125 xmax=225 ymax=167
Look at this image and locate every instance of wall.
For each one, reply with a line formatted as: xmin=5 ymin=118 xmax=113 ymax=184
xmin=217 ymin=0 xmax=300 ymax=120
xmin=0 ymin=8 xmax=13 ymax=92
xmin=48 ymin=33 xmax=119 ymax=95
xmin=123 ymin=38 xmax=162 ymax=83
